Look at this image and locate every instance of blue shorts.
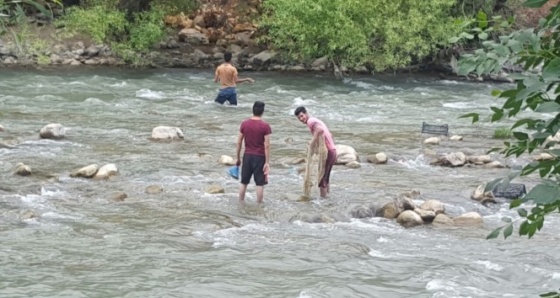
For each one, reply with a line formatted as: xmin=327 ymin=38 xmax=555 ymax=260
xmin=214 ymin=87 xmax=237 ymax=105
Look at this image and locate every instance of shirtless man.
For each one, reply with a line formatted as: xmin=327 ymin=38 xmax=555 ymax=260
xmin=294 ymin=106 xmax=337 ymax=198
xmin=214 ymin=52 xmax=254 ymax=106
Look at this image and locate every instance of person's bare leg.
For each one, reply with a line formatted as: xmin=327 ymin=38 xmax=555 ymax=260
xmin=239 ymin=183 xmax=248 ymax=201
xmin=256 ymin=186 xmax=264 ymax=203
xmin=320 ymin=187 xmax=328 ymax=198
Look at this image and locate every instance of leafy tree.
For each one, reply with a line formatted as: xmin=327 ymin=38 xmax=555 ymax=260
xmin=454 ymin=0 xmax=560 ymax=246
xmin=259 ymin=0 xmax=461 ymax=71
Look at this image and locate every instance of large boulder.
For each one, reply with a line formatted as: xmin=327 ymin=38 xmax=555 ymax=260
xmin=178 ymin=28 xmax=209 ymax=45
xmin=420 ymin=199 xmax=445 ymax=214
xmin=93 ymin=164 xmax=118 ymax=179
xmin=250 ymin=50 xmax=276 ymax=67
xmin=397 ymin=210 xmax=424 ymax=227
xmin=335 ymin=144 xmax=358 ymax=164
xmin=432 ymin=214 xmax=454 ymax=226
xmin=40 ymin=123 xmax=66 ymax=139
xmin=151 ymin=126 xmax=184 ymax=141
xmin=454 ymin=212 xmax=483 ymax=227
xmin=70 ymin=164 xmax=99 ymax=178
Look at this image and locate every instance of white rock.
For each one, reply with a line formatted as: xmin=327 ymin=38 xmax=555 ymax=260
xmin=450 ymin=135 xmax=463 ymax=141
xmin=367 ymin=152 xmax=388 ymax=164
xmin=454 ymin=212 xmax=483 ymax=227
xmin=0 ymin=124 xmax=5 ymax=132
xmin=420 ymin=199 xmax=445 ymax=214
xmin=335 ymin=144 xmax=358 ymax=164
xmin=70 ymin=164 xmax=99 ymax=178
xmin=94 ymin=163 xmax=118 ymax=179
xmin=151 ymin=126 xmax=184 ymax=140
xmin=423 ymin=137 xmax=440 ymax=145
xmin=40 ymin=123 xmax=66 ymax=139
xmin=345 ymin=161 xmax=361 ymax=168
xmin=219 ymin=155 xmax=235 ymax=166
xmin=397 ymin=210 xmax=424 ymax=227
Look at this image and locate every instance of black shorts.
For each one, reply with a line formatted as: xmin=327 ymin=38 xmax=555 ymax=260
xmin=241 ymin=154 xmax=267 ymax=186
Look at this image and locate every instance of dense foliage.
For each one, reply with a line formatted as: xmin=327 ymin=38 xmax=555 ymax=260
xmin=454 ymin=0 xmax=560 ymax=249
xmin=260 ymin=0 xmax=462 ymax=71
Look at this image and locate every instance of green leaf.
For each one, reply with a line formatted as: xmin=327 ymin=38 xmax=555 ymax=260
xmin=503 ymin=224 xmax=514 ymax=239
xmin=513 ymin=132 xmax=529 ymax=140
xmin=479 ymin=32 xmax=488 ymax=40
xmin=502 ymin=216 xmax=512 ymax=223
xmin=543 ymin=58 xmax=560 ymax=81
xmin=491 ymin=89 xmax=502 ymax=96
xmin=523 ymin=0 xmax=549 ymax=8
xmin=517 ymin=208 xmax=528 ymax=217
xmin=524 ymin=183 xmax=560 ymax=204
xmin=486 ymin=227 xmax=501 ymax=239
xmin=459 ymin=113 xmax=479 ymax=123
xmin=536 ymin=102 xmax=560 ymax=113
xmin=510 ymin=198 xmax=524 ymax=208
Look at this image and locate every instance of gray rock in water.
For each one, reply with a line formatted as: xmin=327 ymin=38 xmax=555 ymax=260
xmin=350 ymin=206 xmax=373 ymax=219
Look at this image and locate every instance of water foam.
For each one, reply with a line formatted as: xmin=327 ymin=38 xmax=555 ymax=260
xmin=135 ymin=89 xmax=167 ymax=100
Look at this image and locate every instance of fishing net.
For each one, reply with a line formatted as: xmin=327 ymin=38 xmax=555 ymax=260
xmin=303 ymin=136 xmax=328 ymax=198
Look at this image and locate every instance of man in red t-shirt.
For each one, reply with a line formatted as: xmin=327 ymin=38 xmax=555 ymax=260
xmin=236 ymin=101 xmax=272 ymax=203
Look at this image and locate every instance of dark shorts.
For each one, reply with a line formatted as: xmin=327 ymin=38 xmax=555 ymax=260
xmin=319 ymin=149 xmax=336 ymax=188
xmin=241 ymin=154 xmax=267 ymax=186
xmin=214 ymin=87 xmax=237 ymax=105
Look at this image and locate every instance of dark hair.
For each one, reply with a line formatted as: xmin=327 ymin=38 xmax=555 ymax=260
xmin=253 ymin=101 xmax=265 ymax=116
xmin=224 ymin=52 xmax=232 ymax=62
xmin=294 ymin=106 xmax=307 ymax=116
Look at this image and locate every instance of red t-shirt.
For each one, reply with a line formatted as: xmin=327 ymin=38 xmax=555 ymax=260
xmin=240 ymin=118 xmax=272 ymax=156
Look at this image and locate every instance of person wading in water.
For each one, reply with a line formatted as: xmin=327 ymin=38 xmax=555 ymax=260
xmin=214 ymin=52 xmax=254 ymax=106
xmin=236 ymin=101 xmax=271 ymax=203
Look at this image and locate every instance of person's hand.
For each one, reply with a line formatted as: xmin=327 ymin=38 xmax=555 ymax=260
xmin=248 ymin=78 xmax=255 ymax=83
xmin=263 ymin=163 xmax=270 ymax=175
xmin=236 ymin=159 xmax=241 ymax=167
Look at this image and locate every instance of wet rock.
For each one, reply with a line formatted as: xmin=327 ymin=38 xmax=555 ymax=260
xmin=484 ymin=161 xmax=505 ymax=169
xmin=146 ymin=185 xmax=163 ymax=194
xmin=94 ymin=164 xmax=118 ymax=179
xmin=450 ymin=135 xmax=463 ymax=141
xmin=454 ymin=212 xmax=483 ymax=227
xmin=151 ymin=126 xmax=184 ymax=141
xmin=467 ymin=155 xmax=492 ymax=165
xmin=423 ymin=137 xmax=440 ymax=145
xmin=39 ymin=123 xmax=66 ymax=139
xmin=350 ymin=206 xmax=373 ymax=218
xmin=395 ymin=195 xmax=416 ymax=211
xmin=420 ymin=199 xmax=445 ymax=215
xmin=345 ymin=161 xmax=361 ymax=169
xmin=432 ymin=214 xmax=454 ymax=226
xmin=109 ymin=191 xmax=127 ymax=202
xmin=206 ymin=185 xmax=225 ymax=194
xmin=376 ymin=201 xmax=401 ymax=219
xmin=312 ymin=56 xmax=328 ymax=70
xmin=335 ymin=144 xmax=359 ymax=164
xmin=534 ymin=153 xmax=554 ymax=161
xmin=367 ymin=152 xmax=388 ymax=164
xmin=20 ymin=210 xmax=39 ymax=220
xmin=431 ymin=152 xmax=466 ymax=167
xmin=250 ymin=50 xmax=276 ymax=67
xmin=70 ymin=164 xmax=99 ymax=178
xmin=219 ymin=155 xmax=235 ymax=166
xmin=397 ymin=210 xmax=424 ymax=227
xmin=288 ymin=65 xmax=306 ymax=71
xmin=471 ymin=185 xmax=496 ymax=204
xmin=15 ymin=163 xmax=32 ymax=176
xmin=414 ymin=208 xmax=436 ymax=223
xmin=0 ymin=124 xmax=4 ymax=132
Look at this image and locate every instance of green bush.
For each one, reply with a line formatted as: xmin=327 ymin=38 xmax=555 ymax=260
xmin=56 ymin=5 xmax=127 ymax=44
xmin=260 ymin=0 xmax=461 ymax=71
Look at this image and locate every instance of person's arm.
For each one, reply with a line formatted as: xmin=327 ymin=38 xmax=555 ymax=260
xmin=236 ymin=77 xmax=255 ymax=84
xmin=214 ymin=67 xmax=220 ymax=83
xmin=310 ymin=124 xmax=324 ymax=149
xmin=263 ymin=134 xmax=270 ymax=175
xmin=236 ymin=132 xmax=244 ymax=166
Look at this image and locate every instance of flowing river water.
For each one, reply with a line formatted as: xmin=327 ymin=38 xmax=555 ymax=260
xmin=0 ymin=68 xmax=559 ymax=297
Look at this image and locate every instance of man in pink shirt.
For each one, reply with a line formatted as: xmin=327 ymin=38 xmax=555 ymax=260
xmin=294 ymin=106 xmax=337 ymax=198
xmin=236 ymin=101 xmax=272 ymax=203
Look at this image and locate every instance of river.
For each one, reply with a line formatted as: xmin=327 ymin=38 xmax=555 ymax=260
xmin=0 ymin=68 xmax=559 ymax=297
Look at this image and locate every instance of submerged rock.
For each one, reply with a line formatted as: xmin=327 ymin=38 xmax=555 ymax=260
xmin=151 ymin=126 xmax=184 ymax=141
xmin=70 ymin=164 xmax=98 ymax=178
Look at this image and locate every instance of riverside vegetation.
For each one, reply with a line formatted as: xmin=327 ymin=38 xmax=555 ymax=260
xmin=0 ymin=0 xmax=544 ymax=72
